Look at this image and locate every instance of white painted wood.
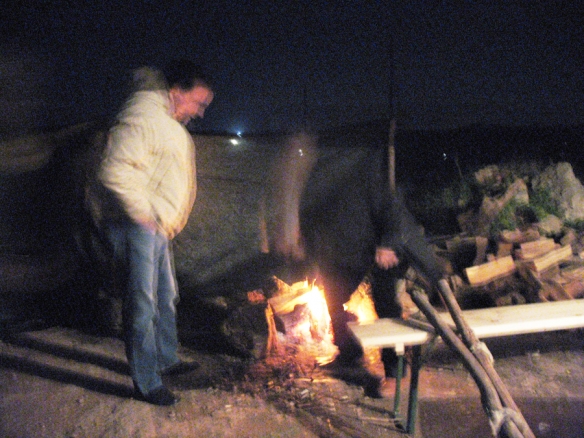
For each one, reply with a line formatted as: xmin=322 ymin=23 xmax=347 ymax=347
xmin=348 ymin=299 xmax=584 ymax=351
xmin=348 ymin=319 xmax=432 ymax=353
xmin=441 ymin=299 xmax=584 ymax=338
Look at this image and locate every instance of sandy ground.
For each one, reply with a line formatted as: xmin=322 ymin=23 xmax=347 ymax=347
xmin=1 ymin=321 xmax=584 ymax=438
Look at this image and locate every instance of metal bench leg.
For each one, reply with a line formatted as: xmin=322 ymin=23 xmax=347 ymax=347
xmin=406 ymin=345 xmax=422 ymax=434
xmin=393 ymin=354 xmax=405 ymax=417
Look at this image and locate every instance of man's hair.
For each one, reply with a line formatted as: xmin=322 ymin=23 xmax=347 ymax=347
xmin=161 ymin=59 xmax=213 ymax=92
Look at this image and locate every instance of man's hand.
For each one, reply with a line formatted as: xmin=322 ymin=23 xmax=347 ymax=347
xmin=375 ymin=247 xmax=399 ymax=270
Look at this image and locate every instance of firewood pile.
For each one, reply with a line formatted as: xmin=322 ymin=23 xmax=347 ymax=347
xmin=419 ymin=161 xmax=584 ymax=309
xmin=432 ymin=231 xmax=584 ymax=309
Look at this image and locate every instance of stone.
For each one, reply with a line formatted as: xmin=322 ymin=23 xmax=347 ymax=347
xmin=533 ymin=162 xmax=584 ymax=221
xmin=536 ymin=215 xmax=564 ymax=237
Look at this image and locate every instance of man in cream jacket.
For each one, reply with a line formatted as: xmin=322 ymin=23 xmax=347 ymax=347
xmin=95 ymin=60 xmax=213 ymax=405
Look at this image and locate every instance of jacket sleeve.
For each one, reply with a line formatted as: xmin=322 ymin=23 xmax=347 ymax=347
xmin=98 ymin=121 xmax=155 ymax=224
xmin=379 ymin=193 xmax=445 ymax=284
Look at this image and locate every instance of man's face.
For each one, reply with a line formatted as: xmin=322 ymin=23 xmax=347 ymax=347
xmin=170 ymin=85 xmax=214 ymax=125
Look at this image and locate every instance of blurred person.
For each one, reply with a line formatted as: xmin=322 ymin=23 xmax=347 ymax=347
xmin=300 ymin=145 xmax=444 ymax=398
xmin=264 ymin=133 xmax=318 ymax=261
xmin=89 ymin=60 xmax=214 ymax=406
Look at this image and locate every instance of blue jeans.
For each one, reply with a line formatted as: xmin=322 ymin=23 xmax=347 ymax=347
xmin=102 ymin=220 xmax=180 ymax=395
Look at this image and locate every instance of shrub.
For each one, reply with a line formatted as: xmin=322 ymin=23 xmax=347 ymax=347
xmin=489 ymin=200 xmax=522 ymax=236
xmin=565 ymin=218 xmax=584 ymax=233
xmin=529 ymin=187 xmax=561 ymax=219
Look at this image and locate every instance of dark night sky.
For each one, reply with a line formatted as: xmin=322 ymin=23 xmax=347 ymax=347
xmin=2 ymin=0 xmax=583 ymax=134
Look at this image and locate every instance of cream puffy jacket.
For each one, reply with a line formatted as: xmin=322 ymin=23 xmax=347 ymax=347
xmin=96 ymin=87 xmax=196 ymax=239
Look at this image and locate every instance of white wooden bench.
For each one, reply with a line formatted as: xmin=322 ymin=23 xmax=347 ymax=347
xmin=348 ymin=299 xmax=584 ymax=434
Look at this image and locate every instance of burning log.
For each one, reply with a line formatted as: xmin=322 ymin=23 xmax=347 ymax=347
xmin=265 ymin=304 xmax=280 ymax=356
xmin=222 ymin=275 xmax=389 ymax=372
xmin=220 ymin=296 xmax=272 ymax=360
xmin=219 ymin=277 xmax=338 ymax=363
xmin=267 ymin=278 xmax=337 ymax=365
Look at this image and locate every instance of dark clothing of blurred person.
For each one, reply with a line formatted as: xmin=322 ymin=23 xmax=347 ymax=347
xmin=89 ymin=61 xmax=213 ymax=406
xmin=300 ymin=145 xmax=443 ymax=397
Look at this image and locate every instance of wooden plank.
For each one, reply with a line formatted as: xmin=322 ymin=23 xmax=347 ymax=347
xmin=519 ymin=244 xmax=573 ymax=274
xmin=474 ymin=236 xmax=489 ymax=265
xmin=348 ymin=299 xmax=584 ymax=350
xmin=518 ymin=238 xmax=556 ymax=259
xmin=496 ymin=242 xmax=513 ymax=258
xmin=440 ymin=299 xmax=584 ymax=338
xmin=561 ymin=264 xmax=584 ymax=280
xmin=465 ymin=255 xmax=516 ymax=286
xmin=348 ymin=319 xmax=431 ymax=354
xmin=561 ymin=279 xmax=584 ymax=299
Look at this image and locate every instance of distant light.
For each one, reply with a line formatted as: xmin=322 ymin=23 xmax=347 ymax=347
xmin=237 ymin=131 xmax=242 ymax=137
xmin=298 ymin=148 xmax=304 ymax=156
xmin=443 ymin=152 xmax=447 ymax=160
xmin=230 ymin=138 xmax=240 ymax=145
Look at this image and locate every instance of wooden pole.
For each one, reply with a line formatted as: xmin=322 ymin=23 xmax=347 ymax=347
xmin=388 ymin=118 xmax=397 ymax=196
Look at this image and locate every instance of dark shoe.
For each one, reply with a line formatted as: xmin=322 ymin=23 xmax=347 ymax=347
xmin=161 ymin=360 xmax=200 ymax=377
xmin=137 ymin=386 xmax=180 ymax=406
xmin=320 ymin=356 xmax=360 ymax=371
xmin=365 ymin=377 xmax=397 ymax=399
xmin=320 ymin=349 xmax=364 ymax=371
xmin=321 ymin=359 xmax=387 ymax=398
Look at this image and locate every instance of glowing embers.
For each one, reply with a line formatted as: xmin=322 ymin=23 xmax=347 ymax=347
xmin=343 ymin=281 xmax=380 ymax=323
xmin=268 ymin=279 xmax=336 ymax=365
xmin=267 ymin=278 xmax=384 ymax=366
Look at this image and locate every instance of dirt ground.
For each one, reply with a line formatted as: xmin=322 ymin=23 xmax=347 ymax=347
xmin=1 ymin=316 xmax=584 ymax=438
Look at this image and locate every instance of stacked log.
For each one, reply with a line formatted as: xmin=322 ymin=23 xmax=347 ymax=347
xmin=435 ymin=235 xmax=584 ymax=308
